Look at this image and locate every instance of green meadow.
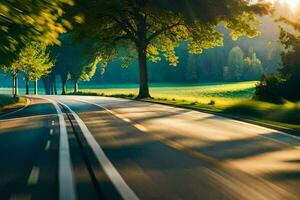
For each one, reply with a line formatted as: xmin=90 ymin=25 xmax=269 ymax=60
xmin=74 ymin=81 xmax=300 ymax=130
xmin=79 ymin=81 xmax=256 ymax=106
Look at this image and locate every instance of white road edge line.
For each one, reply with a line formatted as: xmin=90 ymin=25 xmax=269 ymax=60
xmin=79 ymin=99 xmax=300 ymax=149
xmin=27 ymin=166 xmax=40 ymax=185
xmin=0 ymin=97 xmax=31 ymax=119
xmin=40 ymin=97 xmax=76 ymax=200
xmin=59 ymin=102 xmax=139 ymax=200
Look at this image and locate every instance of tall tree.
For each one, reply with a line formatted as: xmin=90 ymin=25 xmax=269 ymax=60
xmin=255 ymin=11 xmax=300 ymax=102
xmin=243 ymin=50 xmax=263 ymax=80
xmin=227 ymin=46 xmax=245 ymax=81
xmin=52 ymin=34 xmax=97 ymax=94
xmin=74 ymin=0 xmax=271 ymax=99
xmin=20 ymin=43 xmax=54 ymax=95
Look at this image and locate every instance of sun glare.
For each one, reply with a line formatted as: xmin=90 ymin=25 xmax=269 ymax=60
xmin=268 ymin=0 xmax=300 ymax=12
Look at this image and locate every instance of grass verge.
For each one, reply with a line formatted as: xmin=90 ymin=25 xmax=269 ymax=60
xmin=0 ymin=95 xmax=27 ymax=115
xmin=68 ymin=91 xmax=300 ymax=132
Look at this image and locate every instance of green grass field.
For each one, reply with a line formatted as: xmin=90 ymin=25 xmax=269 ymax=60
xmin=73 ymin=81 xmax=300 ymax=130
xmin=79 ymin=81 xmax=256 ymax=107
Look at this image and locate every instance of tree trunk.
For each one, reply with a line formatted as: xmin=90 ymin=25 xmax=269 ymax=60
xmin=34 ymin=79 xmax=38 ymax=95
xmin=12 ymin=73 xmax=16 ymax=96
xmin=50 ymin=80 xmax=54 ymax=95
xmin=42 ymin=78 xmax=51 ymax=95
xmin=14 ymin=71 xmax=19 ymax=97
xmin=137 ymin=45 xmax=151 ymax=99
xmin=25 ymin=79 xmax=29 ymax=95
xmin=53 ymin=77 xmax=57 ymax=95
xmin=74 ymin=80 xmax=79 ymax=93
xmin=62 ymin=79 xmax=67 ymax=95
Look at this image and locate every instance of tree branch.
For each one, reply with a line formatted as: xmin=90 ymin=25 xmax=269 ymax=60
xmin=147 ymin=22 xmax=183 ymax=42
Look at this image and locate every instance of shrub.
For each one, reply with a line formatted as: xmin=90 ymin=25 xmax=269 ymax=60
xmin=208 ymin=100 xmax=215 ymax=105
xmin=254 ymin=75 xmax=285 ymax=104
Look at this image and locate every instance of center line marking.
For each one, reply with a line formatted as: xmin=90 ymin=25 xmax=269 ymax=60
xmin=40 ymin=97 xmax=76 ymax=200
xmin=27 ymin=167 xmax=39 ymax=185
xmin=45 ymin=140 xmax=51 ymax=151
xmin=50 ymin=129 xmax=54 ymax=135
xmin=51 ymin=120 xmax=55 ymax=126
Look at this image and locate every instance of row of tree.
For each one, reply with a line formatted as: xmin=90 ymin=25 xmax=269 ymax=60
xmin=1 ymin=0 xmax=272 ymax=99
xmin=2 ymin=42 xmax=54 ymax=96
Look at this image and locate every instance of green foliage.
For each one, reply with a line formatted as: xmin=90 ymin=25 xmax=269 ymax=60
xmin=254 ymin=75 xmax=285 ymax=103
xmin=19 ymin=42 xmax=54 ymax=81
xmin=243 ymin=48 xmax=263 ymax=80
xmin=226 ymin=46 xmax=263 ymax=81
xmin=226 ymin=46 xmax=245 ymax=81
xmin=75 ymin=0 xmax=270 ymax=68
xmin=2 ymin=42 xmax=54 ymax=82
xmin=52 ymin=34 xmax=98 ymax=83
xmin=74 ymin=0 xmax=271 ymax=98
xmin=256 ymin=15 xmax=300 ymax=102
xmin=0 ymin=0 xmax=76 ymax=66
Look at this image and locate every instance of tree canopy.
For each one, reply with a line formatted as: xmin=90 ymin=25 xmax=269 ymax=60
xmin=74 ymin=0 xmax=271 ymax=98
xmin=0 ymin=0 xmax=76 ymax=66
xmin=52 ymin=34 xmax=98 ymax=93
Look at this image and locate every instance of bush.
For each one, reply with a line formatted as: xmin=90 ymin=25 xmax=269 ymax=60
xmin=208 ymin=100 xmax=215 ymax=105
xmin=254 ymin=75 xmax=285 ymax=104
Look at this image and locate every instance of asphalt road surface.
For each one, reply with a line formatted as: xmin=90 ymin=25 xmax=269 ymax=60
xmin=0 ymin=95 xmax=300 ymax=200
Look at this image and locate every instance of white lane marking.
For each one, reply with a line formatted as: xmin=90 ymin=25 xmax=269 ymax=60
xmin=123 ymin=118 xmax=132 ymax=123
xmin=40 ymin=97 xmax=76 ymax=200
xmin=133 ymin=124 xmax=148 ymax=132
xmin=27 ymin=167 xmax=39 ymax=185
xmin=60 ymin=102 xmax=139 ymax=200
xmin=51 ymin=120 xmax=55 ymax=126
xmin=50 ymin=129 xmax=54 ymax=135
xmin=78 ymin=99 xmax=136 ymax=125
xmin=45 ymin=140 xmax=51 ymax=151
xmin=0 ymin=98 xmax=31 ymax=119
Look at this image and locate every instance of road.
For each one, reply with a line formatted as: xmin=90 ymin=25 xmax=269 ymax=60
xmin=0 ymin=95 xmax=300 ymax=200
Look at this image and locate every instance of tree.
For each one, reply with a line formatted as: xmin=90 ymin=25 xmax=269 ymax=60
xmin=226 ymin=46 xmax=245 ymax=81
xmin=2 ymin=60 xmax=20 ymax=97
xmin=255 ymin=13 xmax=300 ymax=102
xmin=0 ymin=0 xmax=76 ymax=67
xmin=243 ymin=48 xmax=263 ymax=80
xmin=185 ymin=55 xmax=198 ymax=82
xmin=3 ymin=42 xmax=54 ymax=95
xmin=74 ymin=0 xmax=271 ymax=99
xmin=52 ymin=34 xmax=97 ymax=94
xmin=21 ymin=43 xmax=54 ymax=95
xmin=278 ymin=27 xmax=300 ymax=100
xmin=265 ymin=41 xmax=282 ymax=74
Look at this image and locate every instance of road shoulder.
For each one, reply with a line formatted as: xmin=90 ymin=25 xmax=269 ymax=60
xmin=0 ymin=95 xmax=29 ymax=117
